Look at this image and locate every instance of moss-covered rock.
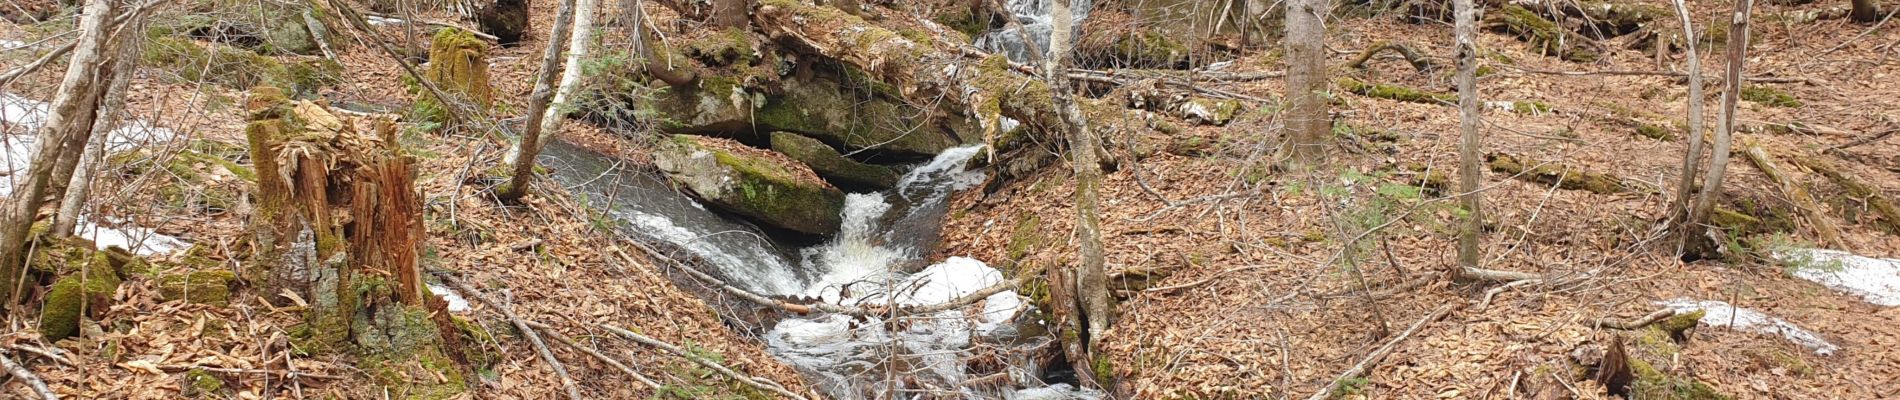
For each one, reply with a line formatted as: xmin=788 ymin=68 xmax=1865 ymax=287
xmin=143 ymin=37 xmax=340 ymax=95
xmin=655 ymin=135 xmax=847 ymax=235
xmin=752 ymin=76 xmax=970 ymax=157
xmin=158 ymin=270 xmax=238 ymax=307
xmin=38 ymin=252 xmax=120 ymax=342
xmin=1337 ymin=77 xmax=1456 ymax=105
xmin=1487 ymin=4 xmax=1600 ymax=62
xmin=182 ymin=368 xmax=227 ymax=398
xmin=684 ymin=28 xmax=758 ymax=67
xmin=770 ymin=131 xmax=901 ymax=190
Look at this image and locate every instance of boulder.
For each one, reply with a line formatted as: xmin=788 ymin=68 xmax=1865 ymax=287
xmin=654 ymin=135 xmax=846 ymax=235
xmin=770 ymin=132 xmax=901 ymax=190
xmin=753 ymin=76 xmax=975 ymax=158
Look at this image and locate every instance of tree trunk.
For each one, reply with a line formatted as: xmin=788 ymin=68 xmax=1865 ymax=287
xmin=1453 ymin=0 xmax=1484 ymax=279
xmin=506 ymin=0 xmax=597 ymax=167
xmin=1046 ymin=0 xmax=1113 ymax=389
xmin=476 ymin=0 xmax=531 ymax=44
xmin=1851 ymin=0 xmax=1879 ymax=23
xmin=1281 ymin=0 xmax=1329 ymax=166
xmin=53 ymin=6 xmax=151 ymax=237
xmin=1667 ymin=0 xmax=1707 ymax=256
xmin=629 ymin=0 xmax=695 ymax=86
xmin=1685 ymin=0 xmax=1752 ymax=258
xmin=0 ymin=0 xmax=114 ymax=305
xmin=496 ymin=0 xmax=579 ymax=202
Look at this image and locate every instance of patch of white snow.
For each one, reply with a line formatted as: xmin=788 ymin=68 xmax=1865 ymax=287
xmin=1779 ymin=249 xmax=1900 ymax=306
xmin=1656 ymin=298 xmax=1839 ymax=355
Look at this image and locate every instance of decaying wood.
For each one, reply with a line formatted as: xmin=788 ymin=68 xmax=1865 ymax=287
xmin=1823 ymin=128 xmax=1897 ymax=154
xmin=1595 ymin=308 xmax=1676 ymax=330
xmin=1740 ymin=138 xmax=1848 ymax=250
xmin=436 ymin=273 xmax=584 ymax=400
xmin=599 ymin=323 xmax=812 ymax=400
xmin=1303 ymin=303 xmax=1457 ymax=400
xmin=1345 ymin=40 xmax=1438 ymax=71
xmin=1454 ymin=0 xmax=1484 ymax=280
xmin=1788 ymin=153 xmax=1900 ymax=234
xmin=521 ymin=320 xmax=661 ymax=390
xmin=1 ymin=350 xmax=58 ymax=400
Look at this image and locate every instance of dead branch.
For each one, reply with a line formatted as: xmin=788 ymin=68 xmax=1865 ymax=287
xmin=598 ymin=324 xmax=811 ymax=400
xmin=435 ymin=273 xmax=585 ymax=400
xmin=1823 ymin=128 xmax=1898 ymax=154
xmin=5 ymin=344 xmax=70 ymax=367
xmin=1594 ymin=309 xmax=1677 ymax=330
xmin=0 ymin=350 xmax=58 ymax=400
xmin=1788 ymin=154 xmax=1900 ymax=234
xmin=1739 ymin=138 xmax=1848 ymax=250
xmin=363 ymin=12 xmax=502 ymax=41
xmin=521 ymin=320 xmax=660 ymax=389
xmin=1303 ymin=303 xmax=1458 ymax=400
xmin=0 ymin=42 xmax=73 ymax=89
xmin=1345 ymin=41 xmax=1438 ymax=72
xmin=1460 ymin=266 xmax=1542 ymax=282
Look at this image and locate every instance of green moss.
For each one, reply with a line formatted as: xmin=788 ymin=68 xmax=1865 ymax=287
xmin=1637 ymin=123 xmax=1675 ymax=140
xmin=931 ymin=7 xmax=987 ymax=40
xmin=417 ymin=28 xmax=493 ymax=123
xmin=39 ymin=278 xmax=85 ymax=342
xmin=1740 ymin=86 xmax=1801 ymax=108
xmin=1489 ymin=5 xmax=1599 ymax=62
xmin=684 ymin=28 xmax=757 ymax=66
xmin=1110 ymin=31 xmax=1190 ymax=68
xmin=1512 ymin=101 xmax=1552 ymax=114
xmin=158 ymin=270 xmax=238 ymax=307
xmin=184 ymin=368 xmax=226 ymax=397
xmin=770 ymin=131 xmax=900 ymax=189
xmin=1336 ymin=77 xmax=1456 ymax=105
xmin=1629 ymin=357 xmax=1729 ymax=399
xmin=1006 ymin=212 xmax=1043 ymax=262
xmin=1487 ymin=153 xmax=1638 ymax=194
xmin=1657 ymin=309 xmax=1704 ymax=337
xmin=143 ymin=37 xmax=338 ymax=95
xmin=355 ymin=305 xmax=468 ymax=400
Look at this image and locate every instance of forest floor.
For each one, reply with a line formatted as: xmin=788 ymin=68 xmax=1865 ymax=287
xmin=1 ymin=0 xmax=1897 ymax=399
xmin=938 ymin=1 xmax=1900 ymax=399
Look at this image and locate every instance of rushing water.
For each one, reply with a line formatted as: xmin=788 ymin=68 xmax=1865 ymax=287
xmin=541 ymin=141 xmax=1098 ymax=399
xmin=975 ymin=0 xmax=1095 ymax=63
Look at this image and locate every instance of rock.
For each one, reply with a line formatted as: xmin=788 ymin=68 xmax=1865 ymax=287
xmin=654 ymin=135 xmax=847 ymax=235
xmin=754 ymin=76 xmax=974 ymax=158
xmin=770 ymin=132 xmax=901 ymax=190
xmin=38 ymin=250 xmax=120 ymax=342
xmin=158 ymin=270 xmax=238 ymax=307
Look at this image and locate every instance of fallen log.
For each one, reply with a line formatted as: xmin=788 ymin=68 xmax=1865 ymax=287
xmin=1739 ymin=138 xmax=1848 ymax=250
xmin=1787 ymin=153 xmax=1900 ymax=234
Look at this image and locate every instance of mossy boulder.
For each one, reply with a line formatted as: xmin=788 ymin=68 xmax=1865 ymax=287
xmin=158 ymin=270 xmax=238 ymax=307
xmin=753 ymin=76 xmax=970 ymax=158
xmin=143 ymin=37 xmax=340 ymax=95
xmin=655 ymin=135 xmax=847 ymax=235
xmin=1487 ymin=4 xmax=1600 ymax=62
xmin=38 ymin=252 xmax=121 ymax=342
xmin=770 ymin=131 xmax=901 ymax=190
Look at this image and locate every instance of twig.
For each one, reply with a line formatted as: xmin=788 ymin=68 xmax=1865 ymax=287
xmin=521 ymin=320 xmax=661 ymax=389
xmin=599 ymin=324 xmax=811 ymax=400
xmin=1302 ymin=304 xmax=1457 ymax=400
xmin=1823 ymin=128 xmax=1898 ymax=154
xmin=155 ymin=365 xmax=346 ymax=380
xmin=5 ymin=344 xmax=71 ymax=366
xmin=1477 ymin=278 xmax=1540 ymax=310
xmin=1594 ymin=309 xmax=1677 ymax=330
xmin=0 ymin=350 xmax=58 ymax=400
xmin=363 ymin=12 xmax=502 ymax=41
xmin=434 ymin=273 xmax=586 ymax=400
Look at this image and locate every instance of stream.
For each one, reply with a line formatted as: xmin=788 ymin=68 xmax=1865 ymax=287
xmin=540 ymin=141 xmax=1100 ymax=399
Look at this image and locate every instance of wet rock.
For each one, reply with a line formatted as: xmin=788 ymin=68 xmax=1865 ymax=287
xmin=755 ymin=76 xmax=973 ymax=158
xmin=655 ymin=135 xmax=846 ymax=235
xmin=770 ymin=131 xmax=900 ymax=190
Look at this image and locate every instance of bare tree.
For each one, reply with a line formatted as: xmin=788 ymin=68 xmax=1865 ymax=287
xmin=503 ymin=0 xmax=597 ymax=166
xmin=1666 ymin=0 xmax=1707 ymax=254
xmin=1282 ymin=0 xmax=1329 ymax=166
xmin=1046 ymin=0 xmax=1111 ymax=369
xmin=496 ymin=0 xmax=580 ymax=202
xmin=1453 ymin=0 xmax=1483 ymax=278
xmin=53 ymin=4 xmax=155 ymax=237
xmin=0 ymin=0 xmax=115 ymax=304
xmin=1685 ymin=0 xmax=1754 ymax=256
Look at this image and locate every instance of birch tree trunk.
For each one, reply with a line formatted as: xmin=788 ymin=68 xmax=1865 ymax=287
xmin=0 ymin=0 xmax=115 ymax=305
xmin=1685 ymin=0 xmax=1753 ymax=257
xmin=1281 ymin=0 xmax=1329 ymax=167
xmin=1453 ymin=0 xmax=1484 ymax=278
xmin=1047 ymin=0 xmax=1112 ymax=386
xmin=495 ymin=0 xmax=579 ymax=202
xmin=505 ymin=0 xmax=597 ymax=166
xmin=53 ymin=6 xmax=152 ymax=237
xmin=1666 ymin=0 xmax=1707 ymax=254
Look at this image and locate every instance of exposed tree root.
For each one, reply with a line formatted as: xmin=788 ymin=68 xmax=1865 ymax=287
xmin=1345 ymin=40 xmax=1439 ymax=71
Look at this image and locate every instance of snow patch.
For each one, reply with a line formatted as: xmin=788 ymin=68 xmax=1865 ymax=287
xmin=1779 ymin=249 xmax=1900 ymax=306
xmin=3 ymin=94 xmax=177 ymax=196
xmin=1656 ymin=298 xmax=1839 ymax=355
xmin=427 ymin=283 xmax=471 ymax=312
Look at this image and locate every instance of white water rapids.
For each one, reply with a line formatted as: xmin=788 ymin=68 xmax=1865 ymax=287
xmin=543 ymin=143 xmax=1097 ymax=399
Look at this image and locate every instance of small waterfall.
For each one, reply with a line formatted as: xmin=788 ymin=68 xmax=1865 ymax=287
xmin=974 ymin=0 xmax=1096 ymax=63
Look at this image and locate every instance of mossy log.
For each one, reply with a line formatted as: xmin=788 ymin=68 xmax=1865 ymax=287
xmin=770 ymin=131 xmax=900 ymax=190
xmin=1739 ymin=138 xmax=1848 ymax=250
xmin=1486 ymin=153 xmax=1649 ymax=194
xmin=1787 ymin=154 xmax=1900 ymax=234
xmin=1337 ymin=76 xmax=1456 ymax=105
xmin=1484 ymin=4 xmax=1602 ymax=62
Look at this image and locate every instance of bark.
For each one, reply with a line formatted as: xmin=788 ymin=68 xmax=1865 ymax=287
xmin=477 ymin=0 xmax=530 ymax=44
xmin=1851 ymin=0 xmax=1880 ymax=22
xmin=1282 ymin=0 xmax=1329 ymax=166
xmin=52 ymin=6 xmax=151 ymax=237
xmin=1453 ymin=0 xmax=1484 ymax=279
xmin=0 ymin=0 xmax=114 ymax=305
xmin=712 ymin=0 xmax=751 ymax=28
xmin=495 ymin=0 xmax=578 ymax=202
xmin=630 ymin=0 xmax=696 ymax=87
xmin=506 ymin=0 xmax=598 ymax=167
xmin=1667 ymin=0 xmax=1706 ymax=252
xmin=1047 ymin=0 xmax=1112 ymax=388
xmin=1684 ymin=0 xmax=1752 ymax=257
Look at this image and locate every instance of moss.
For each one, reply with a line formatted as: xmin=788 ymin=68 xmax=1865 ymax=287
xmin=1740 ymin=86 xmax=1801 ymax=108
xmin=684 ymin=28 xmax=757 ymax=66
xmin=1636 ymin=123 xmax=1675 ymax=140
xmin=931 ymin=6 xmax=988 ymax=40
xmin=1629 ymin=356 xmax=1729 ymax=399
xmin=355 ymin=305 xmax=468 ymax=400
xmin=39 ymin=254 xmax=120 ymax=342
xmin=769 ymin=131 xmax=900 ymax=189
xmin=1657 ymin=309 xmax=1704 ymax=338
xmin=1184 ymin=98 xmax=1242 ymax=125
xmin=1336 ymin=77 xmax=1456 ymax=105
xmin=1512 ymin=101 xmax=1553 ymax=114
xmin=158 ymin=270 xmax=238 ymax=307
xmin=143 ymin=37 xmax=338 ymax=95
xmin=1489 ymin=5 xmax=1599 ymax=62
xmin=1006 ymin=212 xmax=1043 ymax=262
xmin=417 ymin=28 xmax=493 ymax=123
xmin=1487 ymin=153 xmax=1639 ymax=194
xmin=183 ymin=368 xmax=226 ymax=397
